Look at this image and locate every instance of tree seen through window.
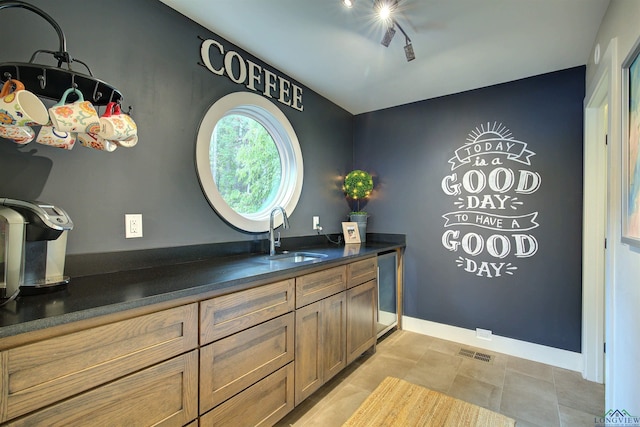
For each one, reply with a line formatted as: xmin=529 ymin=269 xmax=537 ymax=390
xmin=211 ymin=114 xmax=281 ymax=215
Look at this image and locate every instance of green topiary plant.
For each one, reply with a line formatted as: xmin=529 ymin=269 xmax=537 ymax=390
xmin=343 ymin=169 xmax=373 ymax=213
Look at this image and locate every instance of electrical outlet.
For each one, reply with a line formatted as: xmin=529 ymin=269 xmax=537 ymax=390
xmin=313 ymin=216 xmax=320 ymax=230
xmin=476 ymin=328 xmax=492 ymax=341
xmin=125 ymin=214 xmax=143 ymax=238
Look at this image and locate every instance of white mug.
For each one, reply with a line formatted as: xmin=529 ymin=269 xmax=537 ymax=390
xmin=98 ymin=102 xmax=137 ymax=141
xmin=77 ymin=132 xmax=117 ymax=152
xmin=37 ymin=126 xmax=76 ymax=150
xmin=0 ymin=79 xmax=49 ymax=127
xmin=48 ymin=88 xmax=101 ymax=133
xmin=0 ymin=124 xmax=35 ymax=144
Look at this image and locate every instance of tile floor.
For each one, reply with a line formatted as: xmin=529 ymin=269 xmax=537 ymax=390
xmin=274 ymin=330 xmax=605 ymax=427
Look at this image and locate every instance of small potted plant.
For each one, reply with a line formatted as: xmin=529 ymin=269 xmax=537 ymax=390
xmin=343 ymin=169 xmax=374 ymax=242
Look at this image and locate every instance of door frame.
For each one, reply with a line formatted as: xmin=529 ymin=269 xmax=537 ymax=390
xmin=583 ymin=38 xmax=617 ymax=384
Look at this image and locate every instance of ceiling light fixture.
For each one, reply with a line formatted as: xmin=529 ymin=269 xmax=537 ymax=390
xmin=344 ymin=0 xmax=416 ymax=62
xmin=382 ymin=18 xmax=415 ymax=62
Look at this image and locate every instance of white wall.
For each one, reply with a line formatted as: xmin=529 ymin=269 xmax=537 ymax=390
xmin=586 ymin=0 xmax=640 ymax=414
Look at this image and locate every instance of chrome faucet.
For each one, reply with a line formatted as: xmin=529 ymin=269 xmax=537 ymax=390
xmin=269 ymin=206 xmax=290 ymax=256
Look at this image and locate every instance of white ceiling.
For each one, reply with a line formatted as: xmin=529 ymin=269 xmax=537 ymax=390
xmin=159 ymin=0 xmax=609 ymax=115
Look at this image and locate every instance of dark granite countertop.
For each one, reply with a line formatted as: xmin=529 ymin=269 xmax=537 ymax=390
xmin=0 ymin=236 xmax=404 ymax=339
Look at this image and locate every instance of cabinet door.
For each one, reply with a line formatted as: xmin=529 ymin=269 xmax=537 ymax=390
xmin=346 ymin=280 xmax=377 ymax=364
xmin=323 ymin=291 xmax=346 ymax=382
xmin=294 ymin=300 xmax=323 ymax=405
xmin=200 ymin=313 xmax=294 ymax=413
xmin=6 ymin=350 xmax=199 ymax=427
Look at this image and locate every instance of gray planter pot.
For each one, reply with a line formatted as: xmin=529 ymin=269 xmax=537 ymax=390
xmin=349 ymin=213 xmax=368 ymax=242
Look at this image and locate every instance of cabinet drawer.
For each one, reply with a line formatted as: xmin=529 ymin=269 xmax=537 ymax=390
xmin=200 ymin=312 xmax=295 ymax=413
xmin=200 ymin=362 xmax=295 ymax=427
xmin=200 ymin=279 xmax=295 ymax=345
xmin=0 ymin=303 xmax=198 ymax=422
xmin=347 ymin=257 xmax=377 ymax=289
xmin=5 ymin=350 xmax=199 ymax=427
xmin=295 ymin=266 xmax=346 ymax=308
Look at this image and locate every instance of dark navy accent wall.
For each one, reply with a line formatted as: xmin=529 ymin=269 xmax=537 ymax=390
xmin=0 ymin=0 xmax=353 ymax=254
xmin=354 ymin=67 xmax=584 ymax=352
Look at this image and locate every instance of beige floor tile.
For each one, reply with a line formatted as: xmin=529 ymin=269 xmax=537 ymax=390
xmin=553 ymin=367 xmax=605 ymax=416
xmin=510 ymin=417 xmax=549 ymax=427
xmin=447 ymin=374 xmax=503 ymax=412
xmin=403 ymin=348 xmax=462 ymax=393
xmin=298 ymin=383 xmax=370 ymax=427
xmin=428 ymin=336 xmax=465 ymax=357
xmin=273 ymin=392 xmax=324 ymax=426
xmin=457 ymin=357 xmax=506 ymax=388
xmin=507 ymin=355 xmax=554 ymax=382
xmin=347 ymin=353 xmax=417 ymax=392
xmin=559 ymin=404 xmax=602 ymax=427
xmin=374 ymin=329 xmax=433 ymax=361
xmin=501 ymin=370 xmax=560 ymax=427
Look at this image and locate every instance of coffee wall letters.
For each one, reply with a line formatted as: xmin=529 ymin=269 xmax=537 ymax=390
xmin=440 ymin=122 xmax=541 ymax=278
xmin=200 ymin=38 xmax=304 ymax=112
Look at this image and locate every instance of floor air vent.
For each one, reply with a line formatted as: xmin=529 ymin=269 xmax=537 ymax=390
xmin=458 ymin=348 xmax=493 ymax=363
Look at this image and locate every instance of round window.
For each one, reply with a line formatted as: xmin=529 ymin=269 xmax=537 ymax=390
xmin=196 ymin=92 xmax=304 ymax=232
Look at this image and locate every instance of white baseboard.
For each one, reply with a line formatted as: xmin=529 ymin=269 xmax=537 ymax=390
xmin=379 ymin=310 xmax=397 ymax=325
xmin=402 ymin=316 xmax=583 ymax=372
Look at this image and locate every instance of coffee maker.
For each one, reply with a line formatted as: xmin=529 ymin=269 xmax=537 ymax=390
xmin=0 ymin=198 xmax=73 ymax=298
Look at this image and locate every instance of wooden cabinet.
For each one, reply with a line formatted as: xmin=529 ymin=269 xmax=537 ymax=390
xmin=294 ymin=292 xmax=346 ymax=405
xmin=0 ymin=252 xmax=392 ymax=426
xmin=0 ymin=303 xmax=198 ymax=423
xmin=346 ymin=279 xmax=377 ymax=364
xmin=5 ymin=350 xmax=199 ymax=427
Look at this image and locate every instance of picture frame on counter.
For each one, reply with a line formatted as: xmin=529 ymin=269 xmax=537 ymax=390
xmin=622 ymin=35 xmax=640 ymax=247
xmin=342 ymin=221 xmax=361 ymax=244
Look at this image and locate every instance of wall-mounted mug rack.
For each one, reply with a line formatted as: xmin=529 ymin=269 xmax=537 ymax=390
xmin=0 ymin=0 xmax=123 ymax=106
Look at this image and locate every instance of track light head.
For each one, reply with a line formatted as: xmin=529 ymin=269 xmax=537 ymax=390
xmin=381 ymin=25 xmax=396 ymax=47
xmin=404 ymin=40 xmax=415 ymax=61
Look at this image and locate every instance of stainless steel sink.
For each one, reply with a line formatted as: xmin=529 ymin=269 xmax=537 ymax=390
xmin=263 ymin=251 xmax=328 ymax=263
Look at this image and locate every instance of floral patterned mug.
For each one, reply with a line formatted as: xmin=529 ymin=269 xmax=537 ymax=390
xmin=0 ymin=79 xmax=49 ymax=127
xmin=48 ymin=88 xmax=100 ymax=134
xmin=97 ymin=102 xmax=137 ymax=141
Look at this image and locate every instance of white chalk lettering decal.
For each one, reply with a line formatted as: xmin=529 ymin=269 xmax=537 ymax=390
xmin=441 ymin=123 xmax=541 ymax=278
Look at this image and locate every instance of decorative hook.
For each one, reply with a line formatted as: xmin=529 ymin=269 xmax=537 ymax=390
xmin=37 ymin=68 xmax=46 ymax=89
xmin=91 ymin=81 xmax=102 ymax=103
xmin=70 ymin=73 xmax=77 ymax=89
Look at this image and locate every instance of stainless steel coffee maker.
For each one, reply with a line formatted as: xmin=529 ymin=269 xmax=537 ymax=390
xmin=0 ymin=198 xmax=73 ymax=298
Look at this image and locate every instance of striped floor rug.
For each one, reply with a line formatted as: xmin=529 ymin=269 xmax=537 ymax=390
xmin=342 ymin=377 xmax=516 ymax=427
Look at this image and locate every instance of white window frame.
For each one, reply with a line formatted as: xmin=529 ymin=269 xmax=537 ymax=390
xmin=195 ymin=92 xmax=304 ymax=232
